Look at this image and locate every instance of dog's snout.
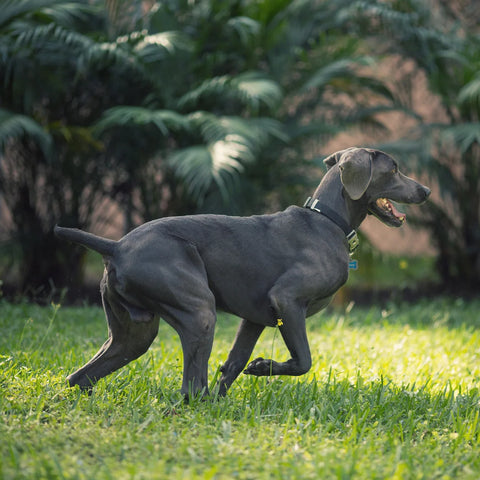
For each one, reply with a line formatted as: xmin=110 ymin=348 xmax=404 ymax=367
xmin=414 ymin=185 xmax=430 ymax=204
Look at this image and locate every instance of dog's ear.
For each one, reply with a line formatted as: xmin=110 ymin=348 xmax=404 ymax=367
xmin=323 ymin=148 xmax=354 ymax=170
xmin=338 ymin=149 xmax=373 ymax=200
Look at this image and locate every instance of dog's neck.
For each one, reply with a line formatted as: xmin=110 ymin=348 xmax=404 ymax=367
xmin=310 ymin=167 xmax=369 ymax=230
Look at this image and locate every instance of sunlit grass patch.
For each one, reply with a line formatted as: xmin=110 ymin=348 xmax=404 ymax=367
xmin=1 ymin=298 xmax=480 ymax=479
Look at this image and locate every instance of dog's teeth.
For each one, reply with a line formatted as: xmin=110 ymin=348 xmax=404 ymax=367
xmin=376 ymin=198 xmax=389 ymax=209
xmin=376 ymin=198 xmax=397 ymax=214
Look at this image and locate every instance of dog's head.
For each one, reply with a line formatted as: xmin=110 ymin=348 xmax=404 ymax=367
xmin=324 ymin=147 xmax=430 ymax=227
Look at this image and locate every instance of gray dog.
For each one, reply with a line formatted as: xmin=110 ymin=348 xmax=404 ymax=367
xmin=55 ymin=147 xmax=430 ymax=397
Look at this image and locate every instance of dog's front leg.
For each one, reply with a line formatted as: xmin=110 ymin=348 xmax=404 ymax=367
xmin=244 ymin=294 xmax=311 ymax=377
xmin=217 ymin=319 xmax=265 ymax=395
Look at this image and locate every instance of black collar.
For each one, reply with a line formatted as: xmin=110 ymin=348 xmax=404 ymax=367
xmin=303 ymin=197 xmax=359 ymax=255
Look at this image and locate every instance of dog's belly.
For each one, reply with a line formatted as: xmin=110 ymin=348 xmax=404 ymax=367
xmin=212 ymin=288 xmax=278 ymax=327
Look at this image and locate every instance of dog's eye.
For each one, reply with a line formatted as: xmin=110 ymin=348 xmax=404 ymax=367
xmin=392 ymin=165 xmax=398 ymax=174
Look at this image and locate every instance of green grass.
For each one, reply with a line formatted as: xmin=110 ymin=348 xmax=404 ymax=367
xmin=1 ymin=298 xmax=480 ymax=479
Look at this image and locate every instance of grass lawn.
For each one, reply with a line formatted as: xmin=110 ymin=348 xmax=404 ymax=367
xmin=1 ymin=298 xmax=480 ymax=479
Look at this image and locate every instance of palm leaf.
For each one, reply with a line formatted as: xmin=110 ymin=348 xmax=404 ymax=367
xmin=169 ymin=114 xmax=287 ymax=204
xmin=300 ymin=59 xmax=357 ymax=92
xmin=6 ymin=22 xmax=148 ymax=91
xmin=38 ymin=2 xmax=100 ymax=30
xmin=188 ymin=112 xmax=287 ymax=146
xmin=232 ymin=72 xmax=283 ymax=111
xmin=441 ymin=123 xmax=480 ymax=153
xmin=349 ymin=0 xmax=455 ymax=73
xmin=134 ymin=31 xmax=193 ymax=63
xmin=177 ymin=77 xmax=231 ymax=110
xmin=178 ymin=72 xmax=282 ymax=113
xmin=95 ymin=106 xmax=190 ymax=136
xmin=226 ymin=16 xmax=261 ymax=45
xmin=169 ymin=141 xmax=247 ymax=204
xmin=0 ymin=108 xmax=53 ymax=158
xmin=376 ymin=134 xmax=459 ymax=200
xmin=0 ymin=0 xmax=65 ymax=29
xmin=77 ymin=39 xmax=147 ymax=76
xmin=457 ymin=74 xmax=480 ymax=110
xmin=12 ymin=23 xmax=93 ymax=64
xmin=344 ymin=104 xmax=418 ymax=133
xmin=168 ymin=146 xmax=215 ymax=201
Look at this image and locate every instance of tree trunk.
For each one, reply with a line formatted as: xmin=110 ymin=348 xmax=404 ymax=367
xmin=19 ymin=229 xmax=87 ymax=300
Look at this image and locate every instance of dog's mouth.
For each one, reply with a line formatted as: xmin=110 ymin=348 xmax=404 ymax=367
xmin=368 ymin=198 xmax=406 ymax=227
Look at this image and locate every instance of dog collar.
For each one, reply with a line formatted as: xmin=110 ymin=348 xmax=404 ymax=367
xmin=303 ymin=197 xmax=359 ymax=255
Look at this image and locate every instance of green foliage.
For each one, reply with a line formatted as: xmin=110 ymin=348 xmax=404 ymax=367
xmin=177 ymin=72 xmax=283 ymax=113
xmin=95 ymin=106 xmax=190 ymax=136
xmin=1 ymin=299 xmax=480 ymax=479
xmin=351 ymin=0 xmax=480 ymax=286
xmin=2 ymin=0 xmax=477 ymax=294
xmin=0 ymin=108 xmax=53 ymax=158
xmin=0 ymin=0 xmax=401 ymax=293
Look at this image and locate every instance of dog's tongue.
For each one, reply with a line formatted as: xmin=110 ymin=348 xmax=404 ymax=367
xmin=390 ymin=201 xmax=406 ymax=222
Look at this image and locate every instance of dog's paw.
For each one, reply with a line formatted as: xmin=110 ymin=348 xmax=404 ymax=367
xmin=243 ymin=357 xmax=274 ymax=376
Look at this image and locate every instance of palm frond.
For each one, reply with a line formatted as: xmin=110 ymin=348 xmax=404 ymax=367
xmin=39 ymin=2 xmax=101 ymax=30
xmin=177 ymin=77 xmax=231 ymax=110
xmin=344 ymin=104 xmax=419 ymax=134
xmin=169 ymin=114 xmax=287 ymax=204
xmin=232 ymin=72 xmax=283 ymax=111
xmin=9 ymin=24 xmax=153 ymax=77
xmin=7 ymin=22 xmax=145 ymax=84
xmin=441 ymin=123 xmax=480 ymax=153
xmin=210 ymin=136 xmax=253 ymax=172
xmin=13 ymin=22 xmax=92 ymax=62
xmin=348 ymin=0 xmax=456 ymax=72
xmin=133 ymin=31 xmax=193 ymax=63
xmin=76 ymin=39 xmax=147 ymax=78
xmin=0 ymin=108 xmax=53 ymax=158
xmin=168 ymin=146 xmax=215 ymax=201
xmin=375 ymin=138 xmax=430 ymax=160
xmin=168 ymin=141 xmax=247 ymax=204
xmin=95 ymin=106 xmax=190 ymax=136
xmin=189 ymin=112 xmax=287 ymax=147
xmin=226 ymin=16 xmax=261 ymax=45
xmin=457 ymin=74 xmax=480 ymax=111
xmin=376 ymin=135 xmax=459 ymax=200
xmin=0 ymin=0 xmax=64 ymax=29
xmin=353 ymin=74 xmax=396 ymax=102
xmin=301 ymin=59 xmax=357 ymax=92
xmin=178 ymin=72 xmax=282 ymax=113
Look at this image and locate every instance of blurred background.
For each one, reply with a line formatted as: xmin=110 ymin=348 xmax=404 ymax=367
xmin=0 ymin=0 xmax=479 ymax=304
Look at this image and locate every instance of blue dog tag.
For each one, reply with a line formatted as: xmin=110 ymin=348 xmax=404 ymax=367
xmin=349 ymin=260 xmax=358 ymax=270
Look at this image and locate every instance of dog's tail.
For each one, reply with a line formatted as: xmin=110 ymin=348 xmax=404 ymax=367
xmin=54 ymin=225 xmax=116 ymax=257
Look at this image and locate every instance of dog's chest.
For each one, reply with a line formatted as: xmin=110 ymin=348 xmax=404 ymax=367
xmin=306 ymin=295 xmax=334 ymax=317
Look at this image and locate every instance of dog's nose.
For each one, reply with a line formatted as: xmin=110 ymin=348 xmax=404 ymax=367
xmin=423 ymin=186 xmax=431 ymax=199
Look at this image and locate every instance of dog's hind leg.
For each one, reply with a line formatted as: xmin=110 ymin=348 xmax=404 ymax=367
xmin=67 ymin=293 xmax=159 ymax=390
xmin=217 ymin=319 xmax=265 ymax=396
xmin=169 ymin=304 xmax=216 ymax=399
